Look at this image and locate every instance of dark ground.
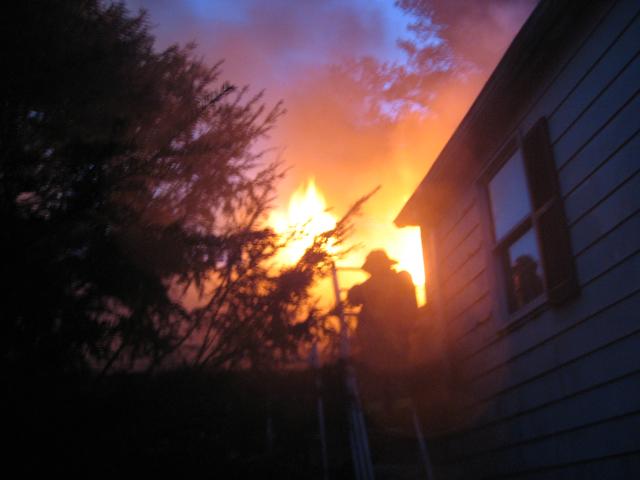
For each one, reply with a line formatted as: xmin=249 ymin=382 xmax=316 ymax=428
xmin=5 ymin=367 xmax=363 ymax=478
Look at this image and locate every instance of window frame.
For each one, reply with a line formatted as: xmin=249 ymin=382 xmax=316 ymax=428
xmin=482 ymin=135 xmax=549 ymax=325
xmin=475 ymin=116 xmax=578 ymax=331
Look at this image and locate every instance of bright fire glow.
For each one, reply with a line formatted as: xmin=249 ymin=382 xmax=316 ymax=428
xmin=268 ymin=178 xmax=338 ymax=264
xmin=269 ymin=178 xmax=426 ymax=306
xmin=381 ymin=226 xmax=426 ymax=306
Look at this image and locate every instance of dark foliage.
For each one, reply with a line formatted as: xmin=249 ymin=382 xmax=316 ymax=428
xmin=0 ymin=0 xmax=352 ymax=376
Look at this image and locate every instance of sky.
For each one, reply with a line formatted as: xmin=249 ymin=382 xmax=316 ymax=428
xmin=128 ymin=0 xmax=414 ymax=82
xmin=125 ymin=0 xmax=537 ymax=301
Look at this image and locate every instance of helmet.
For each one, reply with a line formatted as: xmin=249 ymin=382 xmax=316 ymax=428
xmin=361 ymin=249 xmax=398 ymax=273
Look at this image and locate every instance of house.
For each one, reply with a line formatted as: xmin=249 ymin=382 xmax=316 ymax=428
xmin=395 ymin=0 xmax=640 ymax=478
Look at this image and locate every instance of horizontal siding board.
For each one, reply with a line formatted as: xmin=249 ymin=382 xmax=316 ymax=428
xmin=440 ymin=225 xmax=483 ymax=285
xmin=459 ymin=292 xmax=640 ymax=427
xmin=564 ymin=129 xmax=640 ymax=223
xmin=552 ymin=52 xmax=640 ymax=168
xmin=465 ymin=413 xmax=640 ymax=478
xmin=440 ymin=203 xmax=481 ymax=259
xmin=467 ymin=319 xmax=640 ymax=426
xmin=489 ymin=322 xmax=640 ymax=429
xmin=466 ymin=271 xmax=640 ymax=407
xmin=445 ymin=372 xmax=640 ymax=462
xmin=570 ymin=169 xmax=640 ymax=254
xmin=576 ymin=210 xmax=640 ymax=284
xmin=504 ymin=452 xmax=640 ymax=480
xmin=559 ymin=92 xmax=640 ymax=195
xmin=518 ymin=0 xmax=640 ymax=136
xmin=459 ymin=251 xmax=640 ymax=395
xmin=548 ymin=13 xmax=640 ymax=145
xmin=443 ymin=251 xmax=486 ymax=302
xmin=438 ymin=190 xmax=477 ymax=244
xmin=451 ymin=297 xmax=494 ymax=355
xmin=448 ymin=320 xmax=484 ymax=353
xmin=448 ymin=271 xmax=489 ymax=321
xmin=449 ymin=329 xmax=493 ymax=376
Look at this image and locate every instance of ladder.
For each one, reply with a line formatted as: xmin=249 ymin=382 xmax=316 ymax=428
xmin=329 ymin=262 xmax=436 ymax=480
xmin=331 ymin=262 xmax=375 ymax=480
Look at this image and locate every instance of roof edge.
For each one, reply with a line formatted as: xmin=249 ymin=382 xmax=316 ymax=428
xmin=395 ymin=0 xmax=598 ymax=228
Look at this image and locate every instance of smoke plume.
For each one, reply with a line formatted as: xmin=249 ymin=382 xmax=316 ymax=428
xmin=127 ymin=0 xmax=537 ymax=278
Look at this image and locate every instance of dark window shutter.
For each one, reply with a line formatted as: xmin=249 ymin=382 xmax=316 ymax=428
xmin=522 ymin=117 xmax=579 ymax=305
xmin=522 ymin=117 xmax=557 ymax=209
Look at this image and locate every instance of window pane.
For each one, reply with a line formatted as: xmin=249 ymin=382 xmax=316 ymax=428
xmin=489 ymin=150 xmax=532 ymax=240
xmin=506 ymin=228 xmax=544 ymax=311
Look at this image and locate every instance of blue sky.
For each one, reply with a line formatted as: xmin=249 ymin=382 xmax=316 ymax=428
xmin=127 ymin=0 xmax=417 ymax=84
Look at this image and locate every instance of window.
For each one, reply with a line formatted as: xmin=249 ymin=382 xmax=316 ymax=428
xmin=488 ymin=150 xmax=545 ymax=312
xmin=486 ymin=117 xmax=579 ymax=316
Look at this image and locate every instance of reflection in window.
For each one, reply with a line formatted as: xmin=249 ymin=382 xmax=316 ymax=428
xmin=488 ymin=150 xmax=532 ymax=240
xmin=506 ymin=229 xmax=544 ymax=310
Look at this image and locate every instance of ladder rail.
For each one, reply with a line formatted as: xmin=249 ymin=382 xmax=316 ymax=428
xmin=331 ymin=261 xmax=375 ymax=480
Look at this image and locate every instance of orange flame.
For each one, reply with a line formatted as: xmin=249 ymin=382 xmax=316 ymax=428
xmin=268 ymin=178 xmax=338 ymax=265
xmin=380 ymin=225 xmax=426 ymax=306
xmin=269 ymin=178 xmax=426 ymax=306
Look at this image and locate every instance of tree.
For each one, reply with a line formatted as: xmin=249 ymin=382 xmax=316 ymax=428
xmin=0 ymin=0 xmax=340 ymax=376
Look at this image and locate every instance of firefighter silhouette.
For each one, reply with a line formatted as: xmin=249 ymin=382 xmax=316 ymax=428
xmin=348 ymin=249 xmax=418 ymax=373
